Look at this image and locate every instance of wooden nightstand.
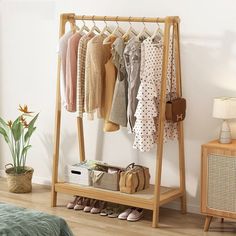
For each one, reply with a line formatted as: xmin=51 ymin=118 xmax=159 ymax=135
xmin=201 ymin=140 xmax=236 ymax=231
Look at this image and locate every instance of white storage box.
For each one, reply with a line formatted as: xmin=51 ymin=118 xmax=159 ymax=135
xmin=65 ymin=163 xmax=92 ymax=186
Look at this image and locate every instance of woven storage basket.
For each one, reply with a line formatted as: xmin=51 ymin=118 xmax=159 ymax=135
xmin=5 ymin=166 xmax=34 ymax=193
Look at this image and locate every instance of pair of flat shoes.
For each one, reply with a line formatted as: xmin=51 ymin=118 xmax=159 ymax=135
xmin=84 ymin=200 xmax=106 ymax=214
xmin=67 ymin=197 xmax=93 ymax=211
xmin=100 ymin=205 xmax=126 ymax=218
xmin=75 ymin=197 xmax=88 ymax=210
xmin=67 ymin=196 xmax=82 ymax=209
xmin=118 ymin=208 xmax=144 ymax=221
xmin=100 ymin=208 xmax=119 ymax=218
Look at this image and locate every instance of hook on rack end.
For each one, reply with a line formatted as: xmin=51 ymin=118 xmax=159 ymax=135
xmin=129 ymin=16 xmax=132 ymax=25
xmin=104 ymin=16 xmax=107 ymax=25
xmin=81 ymin=15 xmax=86 ymax=25
xmin=142 ymin=17 xmax=146 ymax=26
xmin=92 ymin=15 xmax=96 ymax=25
xmin=115 ymin=16 xmax=119 ymax=26
xmin=156 ymin=18 xmax=161 ymax=28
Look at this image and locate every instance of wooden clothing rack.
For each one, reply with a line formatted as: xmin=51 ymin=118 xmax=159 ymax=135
xmin=51 ymin=13 xmax=186 ymax=228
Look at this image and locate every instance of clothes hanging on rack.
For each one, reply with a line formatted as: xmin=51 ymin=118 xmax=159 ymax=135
xmin=84 ymin=35 xmax=110 ymax=120
xmin=109 ymin=38 xmax=128 ymax=127
xmin=59 ymin=24 xmax=179 ymax=152
xmin=123 ymin=37 xmax=143 ymax=133
xmin=103 ymin=36 xmax=120 ymax=132
xmin=77 ymin=33 xmax=95 ymax=118
xmin=58 ymin=31 xmax=73 ymax=109
xmin=133 ymin=37 xmax=159 ymax=151
xmin=66 ymin=32 xmax=83 ymax=112
xmin=133 ymin=35 xmax=178 ymax=152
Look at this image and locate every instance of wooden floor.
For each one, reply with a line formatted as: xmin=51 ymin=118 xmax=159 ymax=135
xmin=0 ymin=178 xmax=235 ymax=236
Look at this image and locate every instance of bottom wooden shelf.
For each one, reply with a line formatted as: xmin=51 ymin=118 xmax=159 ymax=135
xmin=54 ymin=182 xmax=183 ymax=210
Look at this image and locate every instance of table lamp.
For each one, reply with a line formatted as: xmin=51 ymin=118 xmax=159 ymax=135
xmin=213 ymin=97 xmax=236 ymax=143
xmin=212 ymin=97 xmax=236 ymax=144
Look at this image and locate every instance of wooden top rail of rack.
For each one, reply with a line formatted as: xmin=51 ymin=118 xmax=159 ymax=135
xmin=62 ymin=14 xmax=180 ymax=24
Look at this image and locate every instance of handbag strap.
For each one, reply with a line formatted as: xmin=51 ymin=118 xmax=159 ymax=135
xmin=125 ymin=163 xmax=135 ymax=170
xmin=176 ymin=23 xmax=183 ymax=97
xmin=169 ymin=25 xmax=175 ymax=101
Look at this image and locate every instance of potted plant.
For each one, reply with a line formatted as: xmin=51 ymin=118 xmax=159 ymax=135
xmin=0 ymin=105 xmax=39 ymax=193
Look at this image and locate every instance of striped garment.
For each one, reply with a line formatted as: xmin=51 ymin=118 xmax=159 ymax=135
xmin=76 ymin=33 xmax=95 ymax=118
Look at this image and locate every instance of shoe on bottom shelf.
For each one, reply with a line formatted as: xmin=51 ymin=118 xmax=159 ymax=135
xmin=127 ymin=208 xmax=144 ymax=222
xmin=90 ymin=201 xmax=106 ymax=214
xmin=118 ymin=208 xmax=133 ymax=220
xmin=108 ymin=205 xmax=126 ymax=218
xmin=83 ymin=198 xmax=93 ymax=213
xmin=73 ymin=197 xmax=85 ymax=210
xmin=66 ymin=196 xmax=79 ymax=209
xmin=100 ymin=207 xmax=113 ymax=216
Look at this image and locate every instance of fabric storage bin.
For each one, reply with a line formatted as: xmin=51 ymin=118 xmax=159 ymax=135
xmin=65 ymin=162 xmax=94 ymax=186
xmin=91 ymin=170 xmax=120 ymax=191
xmin=65 ymin=164 xmax=91 ymax=186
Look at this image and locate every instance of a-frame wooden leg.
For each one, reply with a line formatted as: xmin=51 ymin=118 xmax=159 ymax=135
xmin=152 ymin=19 xmax=171 ymax=228
xmin=51 ymin=14 xmax=70 ymax=207
xmin=204 ymin=216 xmax=213 ymax=232
xmin=174 ymin=21 xmax=187 ymax=214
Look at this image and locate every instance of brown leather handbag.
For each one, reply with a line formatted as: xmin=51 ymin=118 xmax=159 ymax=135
xmin=165 ymin=26 xmax=186 ymax=123
xmin=166 ymin=97 xmax=186 ymax=122
xmin=119 ymin=163 xmax=150 ymax=194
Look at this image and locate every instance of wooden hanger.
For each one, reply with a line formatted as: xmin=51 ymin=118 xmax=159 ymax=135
xmin=103 ymin=16 xmax=125 ymax=44
xmin=100 ymin=16 xmax=112 ymax=35
xmin=136 ymin=17 xmax=152 ymax=40
xmin=122 ymin=17 xmax=138 ymax=40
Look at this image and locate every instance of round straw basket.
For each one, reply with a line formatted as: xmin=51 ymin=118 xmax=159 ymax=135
xmin=5 ymin=164 xmax=34 ymax=193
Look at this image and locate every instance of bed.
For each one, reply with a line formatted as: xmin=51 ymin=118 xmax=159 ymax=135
xmin=0 ymin=202 xmax=73 ymax=236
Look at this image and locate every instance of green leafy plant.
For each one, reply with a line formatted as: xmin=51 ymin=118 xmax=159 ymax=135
xmin=0 ymin=105 xmax=39 ymax=174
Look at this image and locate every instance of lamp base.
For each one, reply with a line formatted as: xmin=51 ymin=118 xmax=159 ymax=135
xmin=218 ymin=120 xmax=232 ymax=144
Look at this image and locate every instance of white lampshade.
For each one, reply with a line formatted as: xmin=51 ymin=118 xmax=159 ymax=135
xmin=213 ymin=97 xmax=236 ymax=119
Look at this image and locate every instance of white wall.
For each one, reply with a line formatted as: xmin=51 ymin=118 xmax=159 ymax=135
xmin=0 ymin=0 xmax=236 ymax=213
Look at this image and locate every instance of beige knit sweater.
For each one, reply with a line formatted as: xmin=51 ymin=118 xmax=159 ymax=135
xmin=84 ymin=35 xmax=111 ymax=119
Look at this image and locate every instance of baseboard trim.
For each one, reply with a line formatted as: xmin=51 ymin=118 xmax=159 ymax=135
xmin=32 ymin=176 xmax=51 ymax=186
xmin=0 ymin=170 xmax=199 ymax=214
xmin=163 ymin=200 xmax=199 ymax=214
xmin=0 ymin=169 xmax=51 ymax=186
